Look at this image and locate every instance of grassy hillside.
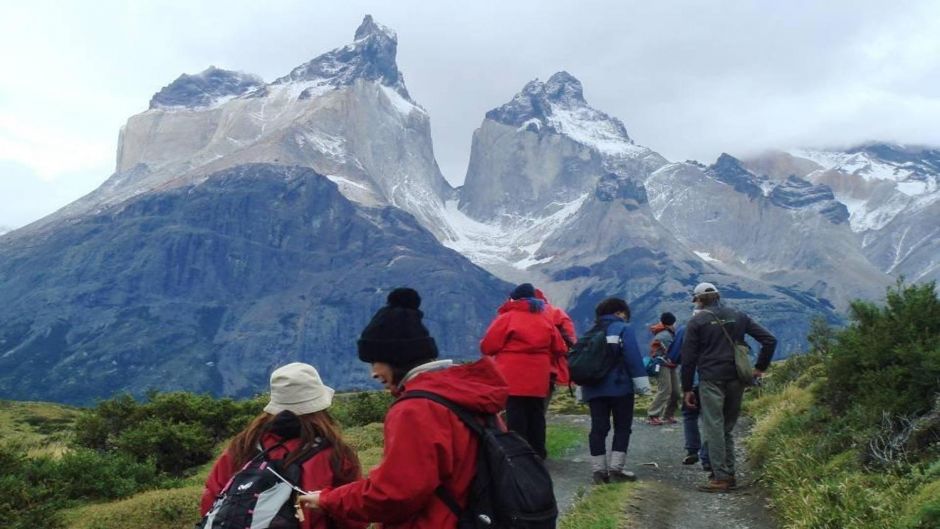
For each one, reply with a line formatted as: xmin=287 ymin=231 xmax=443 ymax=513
xmin=0 ymin=400 xmax=80 ymax=457
xmin=745 ymin=282 xmax=939 ymax=529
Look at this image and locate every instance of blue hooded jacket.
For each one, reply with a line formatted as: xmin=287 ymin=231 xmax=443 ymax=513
xmin=581 ymin=315 xmax=651 ymax=401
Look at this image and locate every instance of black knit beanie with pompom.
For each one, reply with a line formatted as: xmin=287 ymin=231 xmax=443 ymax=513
xmin=357 ymin=287 xmax=439 ymax=366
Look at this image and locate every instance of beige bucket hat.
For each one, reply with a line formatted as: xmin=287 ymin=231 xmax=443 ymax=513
xmin=263 ymin=362 xmax=335 ymax=415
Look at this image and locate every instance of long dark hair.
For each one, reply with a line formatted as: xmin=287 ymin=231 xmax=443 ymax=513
xmin=227 ymin=410 xmax=360 ymax=484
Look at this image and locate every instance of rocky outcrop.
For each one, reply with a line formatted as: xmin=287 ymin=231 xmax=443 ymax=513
xmin=149 ymin=67 xmax=263 ymax=109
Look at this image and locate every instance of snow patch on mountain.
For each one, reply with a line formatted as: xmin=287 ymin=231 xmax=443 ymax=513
xmin=547 ymin=107 xmax=648 ymax=157
xmin=440 ymin=193 xmax=589 ymax=271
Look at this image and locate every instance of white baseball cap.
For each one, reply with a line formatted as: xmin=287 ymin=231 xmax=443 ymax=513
xmin=263 ymin=362 xmax=335 ymax=416
xmin=692 ymin=282 xmax=719 ymax=299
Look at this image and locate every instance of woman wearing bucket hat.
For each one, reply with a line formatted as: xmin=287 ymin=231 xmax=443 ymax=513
xmin=295 ymin=287 xmax=511 ymax=529
xmin=199 ymin=362 xmax=363 ymax=529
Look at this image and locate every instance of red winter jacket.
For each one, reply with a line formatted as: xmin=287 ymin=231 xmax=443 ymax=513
xmin=480 ymin=298 xmax=568 ymax=397
xmin=318 ymin=359 xmax=509 ymax=529
xmin=201 ymin=433 xmax=364 ymax=529
xmin=535 ymin=289 xmax=576 ymax=386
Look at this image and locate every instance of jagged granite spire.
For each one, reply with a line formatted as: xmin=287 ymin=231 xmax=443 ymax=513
xmin=274 ymin=14 xmax=408 ymax=97
xmin=484 ymin=71 xmax=636 ymax=157
xmin=707 ymin=153 xmax=764 ymax=199
xmin=149 ymin=66 xmax=263 ymax=109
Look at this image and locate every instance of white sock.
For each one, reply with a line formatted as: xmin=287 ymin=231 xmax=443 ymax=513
xmin=591 ymin=454 xmax=608 ymax=472
xmin=610 ymin=451 xmax=627 ymax=472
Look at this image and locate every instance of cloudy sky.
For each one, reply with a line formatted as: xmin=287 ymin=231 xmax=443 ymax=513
xmin=1 ymin=0 xmax=939 ymax=229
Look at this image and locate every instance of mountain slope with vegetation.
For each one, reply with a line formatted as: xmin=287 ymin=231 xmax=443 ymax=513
xmin=746 ymin=282 xmax=939 ymax=529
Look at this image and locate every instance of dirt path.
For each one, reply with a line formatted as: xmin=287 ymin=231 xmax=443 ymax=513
xmin=547 ymin=414 xmax=777 ymax=529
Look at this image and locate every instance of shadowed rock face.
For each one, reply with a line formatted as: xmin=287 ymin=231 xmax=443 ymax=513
xmin=769 ymin=176 xmax=849 ymax=224
xmin=0 ymin=164 xmax=508 ymax=404
xmin=149 ymin=67 xmax=263 ymax=109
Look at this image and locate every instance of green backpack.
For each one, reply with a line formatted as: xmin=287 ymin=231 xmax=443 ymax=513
xmin=567 ymin=323 xmax=621 ymax=386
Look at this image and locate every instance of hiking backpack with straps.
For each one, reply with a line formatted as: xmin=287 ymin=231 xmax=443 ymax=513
xmin=567 ymin=322 xmax=621 ymax=386
xmin=396 ymin=390 xmax=557 ymax=529
xmin=196 ymin=439 xmax=328 ymax=529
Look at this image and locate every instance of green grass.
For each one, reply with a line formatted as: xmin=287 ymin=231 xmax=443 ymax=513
xmin=0 ymin=400 xmax=80 ymax=457
xmin=745 ymin=363 xmax=940 ymax=529
xmin=559 ymin=482 xmax=635 ymax=529
xmin=546 ymin=423 xmax=585 ymax=459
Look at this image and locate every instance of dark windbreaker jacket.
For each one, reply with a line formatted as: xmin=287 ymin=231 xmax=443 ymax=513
xmin=680 ymin=304 xmax=777 ymax=391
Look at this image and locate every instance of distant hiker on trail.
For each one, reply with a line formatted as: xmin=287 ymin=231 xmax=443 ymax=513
xmin=681 ymin=282 xmax=777 ymax=492
xmin=578 ymin=297 xmax=651 ymax=484
xmin=647 ymin=312 xmax=680 ymax=425
xmin=481 ymin=282 xmax=568 ymax=459
xmin=535 ymin=287 xmax=577 ymax=397
xmin=295 ymin=288 xmax=514 ymax=529
xmin=671 ymin=323 xmax=711 ymax=469
xmin=199 ymin=362 xmax=363 ymax=529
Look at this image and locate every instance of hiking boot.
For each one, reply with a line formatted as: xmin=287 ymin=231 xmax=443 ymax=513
xmin=609 ymin=469 xmax=637 ymax=482
xmin=592 ymin=470 xmax=609 ymax=485
xmin=697 ymin=479 xmax=733 ymax=493
xmin=702 ymin=463 xmax=712 ymax=472
xmin=682 ymin=453 xmax=699 ymax=465
xmin=663 ymin=417 xmax=678 ymax=424
xmin=647 ymin=416 xmax=664 ymax=426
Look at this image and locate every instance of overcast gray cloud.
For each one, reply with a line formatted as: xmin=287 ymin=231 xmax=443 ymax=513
xmin=1 ymin=0 xmax=939 ymax=228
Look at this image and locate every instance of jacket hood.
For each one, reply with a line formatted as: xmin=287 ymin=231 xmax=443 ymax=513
xmin=403 ymin=357 xmax=509 ymax=415
xmin=649 ymin=322 xmax=671 ymax=335
xmin=498 ymin=298 xmax=545 ymax=314
xmin=534 ymin=288 xmax=548 ymax=303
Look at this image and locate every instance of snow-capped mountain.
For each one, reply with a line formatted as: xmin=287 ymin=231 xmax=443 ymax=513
xmin=443 ymin=72 xmax=666 ymax=279
xmin=17 ymin=15 xmax=453 ymax=240
xmin=743 ymin=144 xmax=940 ymax=283
xmin=645 ymin=155 xmax=891 ymax=310
xmin=2 ymin=16 xmax=931 ymax=403
xmin=448 ymin=73 xmax=848 ymax=352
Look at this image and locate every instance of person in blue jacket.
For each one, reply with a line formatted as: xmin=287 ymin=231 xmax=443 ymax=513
xmin=580 ymin=297 xmax=652 ymax=484
xmin=670 ymin=324 xmax=711 ymax=470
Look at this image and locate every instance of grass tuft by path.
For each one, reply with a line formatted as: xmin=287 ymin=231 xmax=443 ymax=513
xmin=560 ymin=482 xmax=635 ymax=529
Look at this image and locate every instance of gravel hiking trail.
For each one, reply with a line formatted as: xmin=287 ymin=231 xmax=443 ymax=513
xmin=547 ymin=414 xmax=777 ymax=529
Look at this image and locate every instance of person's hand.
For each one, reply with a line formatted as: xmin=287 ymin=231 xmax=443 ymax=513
xmin=683 ymin=391 xmax=697 ymax=409
xmin=296 ymin=492 xmax=321 ymax=510
xmin=753 ymin=369 xmax=765 ymax=379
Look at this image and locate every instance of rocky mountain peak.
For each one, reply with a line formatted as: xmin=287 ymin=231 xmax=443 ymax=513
xmin=543 ymin=71 xmax=585 ymax=105
xmin=707 ymin=153 xmax=763 ymax=199
xmin=487 ymin=71 xmax=592 ymax=126
xmin=149 ymin=66 xmax=263 ymax=110
xmin=274 ymin=14 xmax=407 ymax=97
xmin=354 ymin=14 xmax=396 ymax=41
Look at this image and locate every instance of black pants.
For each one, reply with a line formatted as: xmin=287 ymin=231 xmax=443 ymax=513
xmin=588 ymin=394 xmax=635 ymax=456
xmin=506 ymin=396 xmax=547 ymax=459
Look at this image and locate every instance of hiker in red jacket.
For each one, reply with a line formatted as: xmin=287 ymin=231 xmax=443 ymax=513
xmin=481 ymin=283 xmax=567 ymax=459
xmin=200 ymin=363 xmax=364 ymax=529
xmin=535 ymin=287 xmax=576 ymax=390
xmin=297 ymin=288 xmax=510 ymax=529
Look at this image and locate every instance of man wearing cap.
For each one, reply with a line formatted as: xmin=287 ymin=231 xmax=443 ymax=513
xmin=647 ymin=312 xmax=681 ymax=425
xmin=680 ymin=282 xmax=777 ymax=492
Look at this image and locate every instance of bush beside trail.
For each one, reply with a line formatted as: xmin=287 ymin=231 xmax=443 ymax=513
xmin=746 ymin=282 xmax=940 ymax=529
xmin=2 ymin=388 xmax=394 ymax=529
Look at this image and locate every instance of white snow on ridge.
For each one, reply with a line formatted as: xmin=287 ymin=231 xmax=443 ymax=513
xmin=694 ymin=251 xmax=720 ymax=263
xmin=380 ymin=85 xmax=425 ymax=117
xmin=547 ymin=106 xmax=645 ymax=158
xmin=439 ymin=193 xmax=589 ymax=271
xmin=793 ymin=149 xmax=903 ymax=183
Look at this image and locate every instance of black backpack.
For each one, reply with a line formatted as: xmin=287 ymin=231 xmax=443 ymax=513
xmin=196 ymin=439 xmax=328 ymax=529
xmin=396 ymin=391 xmax=557 ymax=529
xmin=567 ymin=322 xmax=620 ymax=386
